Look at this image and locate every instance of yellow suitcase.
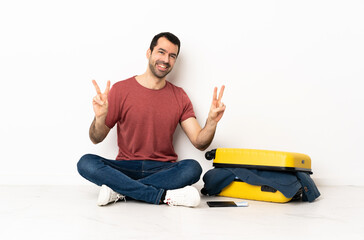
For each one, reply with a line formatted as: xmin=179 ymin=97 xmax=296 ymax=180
xmin=205 ymin=148 xmax=311 ymax=203
xmin=205 ymin=148 xmax=312 ymax=173
xmin=218 ymin=180 xmax=297 ymax=203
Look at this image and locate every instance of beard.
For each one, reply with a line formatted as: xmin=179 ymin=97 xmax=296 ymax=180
xmin=149 ymin=60 xmax=172 ymax=79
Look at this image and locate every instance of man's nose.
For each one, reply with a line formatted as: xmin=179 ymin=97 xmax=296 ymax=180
xmin=162 ymin=54 xmax=170 ymax=63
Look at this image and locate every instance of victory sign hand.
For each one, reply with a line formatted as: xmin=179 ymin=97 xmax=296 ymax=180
xmin=208 ymin=85 xmax=226 ymax=123
xmin=92 ymin=80 xmax=110 ymax=119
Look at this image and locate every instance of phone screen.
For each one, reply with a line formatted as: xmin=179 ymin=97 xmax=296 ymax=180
xmin=207 ymin=201 xmax=237 ymax=207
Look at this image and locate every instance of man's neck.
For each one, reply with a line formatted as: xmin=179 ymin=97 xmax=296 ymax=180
xmin=135 ymin=72 xmax=166 ymax=90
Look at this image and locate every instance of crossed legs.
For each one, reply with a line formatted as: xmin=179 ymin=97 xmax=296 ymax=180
xmin=77 ymin=154 xmax=202 ymax=204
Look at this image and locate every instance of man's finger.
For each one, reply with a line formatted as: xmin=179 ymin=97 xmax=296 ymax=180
xmin=212 ymin=87 xmax=218 ymax=101
xmin=92 ymin=80 xmax=102 ymax=94
xmin=93 ymin=96 xmax=104 ymax=105
xmin=104 ymin=80 xmax=111 ymax=95
xmin=214 ymin=102 xmax=226 ymax=112
xmin=218 ymin=85 xmax=225 ymax=101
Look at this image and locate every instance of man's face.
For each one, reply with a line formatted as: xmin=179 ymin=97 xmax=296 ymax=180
xmin=148 ymin=37 xmax=179 ymax=79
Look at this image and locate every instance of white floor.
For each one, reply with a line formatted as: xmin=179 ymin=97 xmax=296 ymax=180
xmin=0 ymin=185 xmax=363 ymax=240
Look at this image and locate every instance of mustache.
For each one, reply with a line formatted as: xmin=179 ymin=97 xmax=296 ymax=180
xmin=156 ymin=61 xmax=170 ymax=68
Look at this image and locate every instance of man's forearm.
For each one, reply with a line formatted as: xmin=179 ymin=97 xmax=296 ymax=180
xmin=195 ymin=119 xmax=218 ymax=151
xmin=89 ymin=116 xmax=110 ymax=144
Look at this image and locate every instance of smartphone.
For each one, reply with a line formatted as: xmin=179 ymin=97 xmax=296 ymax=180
xmin=207 ymin=201 xmax=237 ymax=207
xmin=207 ymin=201 xmax=249 ymax=207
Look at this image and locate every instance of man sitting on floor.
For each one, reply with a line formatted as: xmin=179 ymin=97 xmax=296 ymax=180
xmin=77 ymin=32 xmax=226 ymax=207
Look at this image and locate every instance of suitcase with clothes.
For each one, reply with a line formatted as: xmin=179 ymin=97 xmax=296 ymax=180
xmin=203 ymin=148 xmax=319 ymax=203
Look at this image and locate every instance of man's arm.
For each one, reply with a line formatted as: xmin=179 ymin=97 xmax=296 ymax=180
xmin=181 ymin=86 xmax=226 ymax=151
xmin=89 ymin=116 xmax=110 ymax=144
xmin=89 ymin=80 xmax=111 ymax=144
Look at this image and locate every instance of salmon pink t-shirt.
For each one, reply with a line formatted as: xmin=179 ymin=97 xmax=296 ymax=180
xmin=105 ymin=76 xmax=196 ymax=162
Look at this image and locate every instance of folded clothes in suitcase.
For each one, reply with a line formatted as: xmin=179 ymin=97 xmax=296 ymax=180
xmin=202 ymin=148 xmax=320 ymax=203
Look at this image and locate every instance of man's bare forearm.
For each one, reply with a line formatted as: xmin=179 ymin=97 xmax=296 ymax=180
xmin=89 ymin=116 xmax=110 ymax=144
xmin=194 ymin=118 xmax=218 ymax=151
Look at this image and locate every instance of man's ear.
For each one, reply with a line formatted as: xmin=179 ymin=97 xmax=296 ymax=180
xmin=146 ymin=49 xmax=151 ymax=58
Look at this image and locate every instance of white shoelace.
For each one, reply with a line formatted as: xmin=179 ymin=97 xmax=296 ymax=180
xmin=114 ymin=194 xmax=126 ymax=204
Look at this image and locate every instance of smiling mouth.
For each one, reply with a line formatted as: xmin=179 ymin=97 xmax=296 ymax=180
xmin=156 ymin=62 xmax=170 ymax=71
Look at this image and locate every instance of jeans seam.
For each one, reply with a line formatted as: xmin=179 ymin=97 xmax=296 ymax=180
xmin=155 ymin=189 xmax=165 ymax=205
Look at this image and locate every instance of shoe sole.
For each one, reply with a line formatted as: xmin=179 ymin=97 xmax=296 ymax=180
xmin=185 ymin=186 xmax=201 ymax=207
xmin=97 ymin=185 xmax=111 ymax=206
xmin=165 ymin=186 xmax=201 ymax=207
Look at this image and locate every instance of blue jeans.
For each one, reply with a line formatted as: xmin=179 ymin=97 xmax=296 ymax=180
xmin=77 ymin=154 xmax=202 ymax=204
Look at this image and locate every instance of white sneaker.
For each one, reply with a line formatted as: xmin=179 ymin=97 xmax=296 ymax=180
xmin=163 ymin=186 xmax=201 ymax=207
xmin=97 ymin=185 xmax=125 ymax=206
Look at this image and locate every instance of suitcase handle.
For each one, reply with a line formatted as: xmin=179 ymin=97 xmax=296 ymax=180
xmin=205 ymin=149 xmax=216 ymax=160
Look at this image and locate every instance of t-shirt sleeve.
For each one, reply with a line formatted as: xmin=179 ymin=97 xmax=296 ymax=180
xmin=105 ymin=84 xmax=121 ymax=129
xmin=180 ymin=89 xmax=196 ymax=122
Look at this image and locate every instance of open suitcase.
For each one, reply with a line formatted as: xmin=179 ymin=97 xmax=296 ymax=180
xmin=204 ymin=148 xmax=312 ymax=203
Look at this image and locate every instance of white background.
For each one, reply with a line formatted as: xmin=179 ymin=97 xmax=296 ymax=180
xmin=0 ymin=0 xmax=363 ymax=185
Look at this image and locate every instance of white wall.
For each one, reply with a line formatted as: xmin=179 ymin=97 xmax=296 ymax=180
xmin=1 ymin=0 xmax=363 ymax=185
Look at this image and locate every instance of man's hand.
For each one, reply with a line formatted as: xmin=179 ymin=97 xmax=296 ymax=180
xmin=208 ymin=85 xmax=226 ymax=123
xmin=92 ymin=80 xmax=110 ymax=118
xmin=181 ymin=85 xmax=226 ymax=151
xmin=89 ymin=80 xmax=111 ymax=144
